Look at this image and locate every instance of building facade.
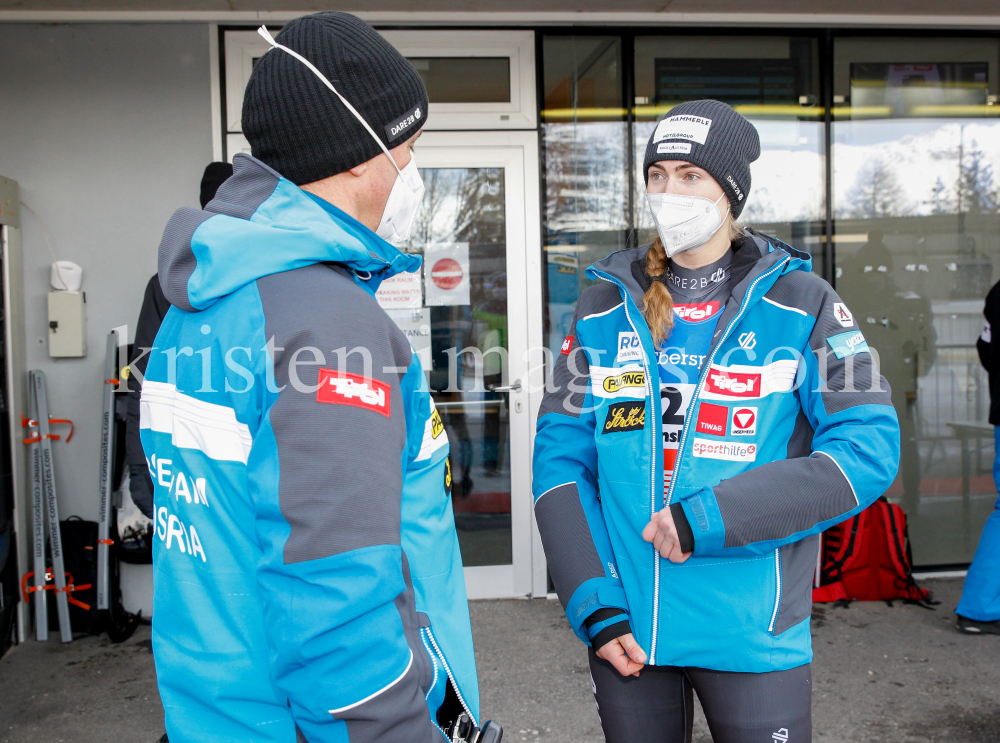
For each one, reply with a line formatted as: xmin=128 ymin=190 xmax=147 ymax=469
xmin=1 ymin=8 xmax=999 ymax=630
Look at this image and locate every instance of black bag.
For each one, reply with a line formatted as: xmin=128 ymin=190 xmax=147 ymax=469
xmin=47 ymin=516 xmax=141 ymax=642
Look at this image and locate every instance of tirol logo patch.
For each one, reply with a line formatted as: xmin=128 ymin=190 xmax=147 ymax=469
xmin=692 ymin=438 xmax=757 ymax=462
xmin=833 ymin=303 xmax=854 ymax=328
xmin=705 ymin=369 xmax=761 ymax=398
xmin=602 ymin=401 xmax=646 ymax=434
xmin=674 ymin=301 xmax=720 ymax=322
xmin=384 ymin=104 xmax=423 ymax=142
xmin=653 ymin=114 xmax=713 ymax=145
xmin=561 ymin=335 xmax=574 ymax=355
xmin=695 ymin=402 xmax=728 ymax=436
xmin=616 ymin=332 xmax=643 ymax=364
xmin=316 ymin=370 xmax=391 ymax=417
xmin=826 ymin=330 xmax=870 ymax=359
xmin=603 ymin=370 xmax=645 ymax=394
xmin=731 ymin=407 xmax=757 ymax=435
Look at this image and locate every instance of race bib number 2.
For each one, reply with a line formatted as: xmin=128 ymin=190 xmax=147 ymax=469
xmin=661 ymin=383 xmax=696 ymax=497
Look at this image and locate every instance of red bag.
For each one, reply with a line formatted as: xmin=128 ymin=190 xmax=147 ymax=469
xmin=813 ymin=497 xmax=931 ymax=603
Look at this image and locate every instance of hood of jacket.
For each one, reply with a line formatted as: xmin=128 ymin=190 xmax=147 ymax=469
xmin=157 ymin=153 xmax=422 ymax=312
xmin=585 ymin=228 xmax=812 ymax=310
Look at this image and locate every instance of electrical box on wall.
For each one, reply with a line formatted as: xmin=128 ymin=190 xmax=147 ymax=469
xmin=48 ymin=291 xmax=86 ymax=358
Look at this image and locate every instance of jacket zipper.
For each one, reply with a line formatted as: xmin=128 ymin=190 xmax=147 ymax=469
xmin=594 ymin=254 xmax=789 ymax=662
xmin=768 ymin=548 xmax=782 ymax=633
xmin=421 ymin=627 xmax=477 ymax=727
xmin=664 ymin=257 xmax=790 ymax=509
xmin=594 ymin=274 xmax=661 ymax=663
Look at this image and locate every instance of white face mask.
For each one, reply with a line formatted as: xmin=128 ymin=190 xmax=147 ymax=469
xmin=257 ymin=26 xmax=425 ymax=246
xmin=646 ymin=191 xmax=728 ymax=258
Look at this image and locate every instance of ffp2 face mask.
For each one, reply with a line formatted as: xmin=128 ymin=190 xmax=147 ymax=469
xmin=646 ymin=191 xmax=728 ymax=257
xmin=257 ymin=26 xmax=425 ymax=246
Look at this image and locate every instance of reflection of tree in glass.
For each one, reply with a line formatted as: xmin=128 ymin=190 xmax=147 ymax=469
xmin=844 ymin=156 xmax=910 ymax=218
xmin=544 ymin=123 xmax=629 ymax=235
xmin=453 ymin=168 xmax=505 ymax=245
xmin=410 ymin=168 xmax=505 ymax=246
xmin=923 ymin=135 xmax=1000 ymax=216
xmin=956 ymin=140 xmax=999 ymax=215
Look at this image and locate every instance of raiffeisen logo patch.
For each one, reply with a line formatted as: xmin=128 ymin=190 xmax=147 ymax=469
xmin=674 ymin=302 xmax=720 ymax=322
xmin=316 ymin=370 xmax=391 ymax=417
xmin=705 ymin=370 xmax=761 ymax=398
xmin=603 ymin=370 xmax=646 ymax=394
xmin=691 ymin=438 xmax=757 ymax=462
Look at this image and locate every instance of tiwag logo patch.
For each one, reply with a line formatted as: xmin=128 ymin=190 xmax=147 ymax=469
xmin=695 ymin=402 xmax=728 ymax=436
xmin=602 ymin=401 xmax=646 ymax=434
xmin=316 ymin=370 xmax=391 ymax=417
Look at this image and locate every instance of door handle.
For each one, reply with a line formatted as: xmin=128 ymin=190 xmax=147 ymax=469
xmin=489 ymin=381 xmax=522 ymax=393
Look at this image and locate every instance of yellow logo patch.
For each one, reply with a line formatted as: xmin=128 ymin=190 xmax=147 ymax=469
xmin=603 ymin=371 xmax=645 ymax=394
xmin=431 ymin=408 xmax=444 ymax=439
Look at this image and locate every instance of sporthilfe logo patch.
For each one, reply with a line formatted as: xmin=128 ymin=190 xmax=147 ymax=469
xmin=691 ymin=438 xmax=757 ymax=462
xmin=602 ymin=401 xmax=646 ymax=434
xmin=316 ymin=370 xmax=391 ymax=417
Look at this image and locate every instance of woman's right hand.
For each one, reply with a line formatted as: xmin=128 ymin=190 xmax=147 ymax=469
xmin=595 ymin=633 xmax=646 ymax=677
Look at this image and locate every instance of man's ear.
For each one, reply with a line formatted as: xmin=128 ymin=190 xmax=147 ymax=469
xmin=348 ymin=161 xmax=368 ymax=178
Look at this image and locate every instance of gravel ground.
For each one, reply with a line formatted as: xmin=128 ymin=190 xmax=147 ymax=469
xmin=1 ymin=577 xmax=997 ymax=743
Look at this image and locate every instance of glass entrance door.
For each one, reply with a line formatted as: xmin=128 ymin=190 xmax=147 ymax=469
xmin=377 ymin=130 xmax=542 ymax=598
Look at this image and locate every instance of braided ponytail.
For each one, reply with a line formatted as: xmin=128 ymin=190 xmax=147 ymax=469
xmin=642 ymin=237 xmax=675 ymax=349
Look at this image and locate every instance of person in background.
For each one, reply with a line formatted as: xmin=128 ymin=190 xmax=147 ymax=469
xmin=956 ymin=279 xmax=1000 ymax=634
xmin=125 ymin=162 xmax=233 ymax=519
xmin=142 ymin=12 xmax=478 ymax=742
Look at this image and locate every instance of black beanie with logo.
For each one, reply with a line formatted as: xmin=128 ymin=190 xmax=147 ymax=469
xmin=242 ymin=12 xmax=428 ymax=186
xmin=642 ymin=99 xmax=761 ymax=219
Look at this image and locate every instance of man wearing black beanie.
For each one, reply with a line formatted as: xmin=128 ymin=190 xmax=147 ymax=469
xmin=144 ymin=13 xmax=479 ymax=743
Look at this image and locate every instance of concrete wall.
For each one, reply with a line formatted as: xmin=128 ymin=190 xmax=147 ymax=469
xmin=0 ymin=22 xmax=215 ymax=617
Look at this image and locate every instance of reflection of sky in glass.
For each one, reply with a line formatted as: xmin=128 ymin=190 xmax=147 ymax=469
xmin=544 ymin=122 xmax=629 ymax=236
xmin=833 ymin=120 xmax=1000 ymax=218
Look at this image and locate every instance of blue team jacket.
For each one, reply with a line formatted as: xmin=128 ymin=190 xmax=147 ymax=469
xmin=532 ymin=232 xmax=901 ymax=672
xmin=141 ymin=153 xmax=478 ymax=742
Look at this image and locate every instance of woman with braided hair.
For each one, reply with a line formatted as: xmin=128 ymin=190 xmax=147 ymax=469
xmin=532 ymin=100 xmax=900 ymax=742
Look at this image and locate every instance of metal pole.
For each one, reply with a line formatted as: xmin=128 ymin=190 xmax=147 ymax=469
xmin=96 ymin=330 xmax=118 ymax=610
xmin=26 ymin=372 xmax=47 ymax=641
xmin=33 ymin=371 xmax=72 ymax=642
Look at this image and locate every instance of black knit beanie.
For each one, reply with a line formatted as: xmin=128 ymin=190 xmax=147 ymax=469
xmin=242 ymin=12 xmax=429 ymax=186
xmin=642 ymin=100 xmax=761 ymax=219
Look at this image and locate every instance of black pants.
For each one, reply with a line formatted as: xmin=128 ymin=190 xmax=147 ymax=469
xmin=588 ymin=648 xmax=811 ymax=743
